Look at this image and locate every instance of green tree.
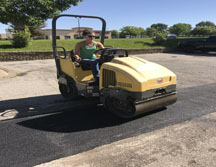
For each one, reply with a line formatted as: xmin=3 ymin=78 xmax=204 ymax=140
xmin=146 ymin=27 xmax=158 ymax=37
xmin=12 ymin=27 xmax=31 ymax=48
xmin=0 ymin=0 xmax=83 ymax=29
xmin=28 ymin=23 xmax=46 ymax=37
xmin=153 ymin=31 xmax=167 ymax=44
xmin=196 ymin=21 xmax=216 ymax=27
xmin=169 ymin=23 xmax=192 ymax=36
xmin=151 ymin=23 xmax=168 ymax=32
xmin=111 ymin=30 xmax=119 ymax=38
xmin=0 ymin=0 xmax=82 ymax=47
xmin=191 ymin=26 xmax=216 ymax=36
xmin=120 ymin=26 xmax=145 ymax=38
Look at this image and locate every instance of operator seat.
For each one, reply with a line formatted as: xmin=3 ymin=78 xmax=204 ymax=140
xmin=70 ymin=50 xmax=92 ymax=70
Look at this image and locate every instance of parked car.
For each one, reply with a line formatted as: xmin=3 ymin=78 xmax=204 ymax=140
xmin=167 ymin=34 xmax=177 ymax=39
xmin=177 ymin=35 xmax=216 ymax=53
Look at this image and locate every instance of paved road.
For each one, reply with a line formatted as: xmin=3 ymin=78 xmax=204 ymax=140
xmin=0 ymin=53 xmax=216 ymax=167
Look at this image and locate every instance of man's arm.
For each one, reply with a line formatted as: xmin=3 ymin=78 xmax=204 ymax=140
xmin=96 ymin=42 xmax=104 ymax=49
xmin=74 ymin=42 xmax=82 ymax=62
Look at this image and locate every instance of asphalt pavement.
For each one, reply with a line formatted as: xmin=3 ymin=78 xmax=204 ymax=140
xmin=0 ymin=53 xmax=216 ymax=167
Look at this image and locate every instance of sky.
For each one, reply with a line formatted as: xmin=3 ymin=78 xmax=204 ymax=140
xmin=1 ymin=0 xmax=216 ymax=33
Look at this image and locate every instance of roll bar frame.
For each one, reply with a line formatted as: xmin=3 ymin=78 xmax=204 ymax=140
xmin=52 ymin=14 xmax=106 ymax=77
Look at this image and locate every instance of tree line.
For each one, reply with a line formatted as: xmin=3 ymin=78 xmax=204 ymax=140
xmin=112 ymin=21 xmax=216 ymax=38
xmin=1 ymin=0 xmax=216 ymax=47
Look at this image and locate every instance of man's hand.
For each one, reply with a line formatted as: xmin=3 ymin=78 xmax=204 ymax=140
xmin=74 ymin=55 xmax=82 ymax=62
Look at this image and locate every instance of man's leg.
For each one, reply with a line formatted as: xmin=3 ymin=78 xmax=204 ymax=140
xmin=90 ymin=59 xmax=100 ymax=81
xmin=80 ymin=59 xmax=100 ymax=81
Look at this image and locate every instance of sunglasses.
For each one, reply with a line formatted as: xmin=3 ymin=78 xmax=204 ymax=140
xmin=88 ymin=35 xmax=96 ymax=38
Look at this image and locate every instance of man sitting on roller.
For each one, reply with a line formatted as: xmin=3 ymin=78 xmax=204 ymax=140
xmin=74 ymin=29 xmax=104 ymax=83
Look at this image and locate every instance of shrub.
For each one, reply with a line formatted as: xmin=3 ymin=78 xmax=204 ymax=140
xmin=153 ymin=32 xmax=167 ymax=44
xmin=11 ymin=27 xmax=31 ymax=48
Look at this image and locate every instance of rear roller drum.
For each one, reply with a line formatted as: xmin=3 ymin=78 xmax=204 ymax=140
xmin=59 ymin=82 xmax=78 ymax=99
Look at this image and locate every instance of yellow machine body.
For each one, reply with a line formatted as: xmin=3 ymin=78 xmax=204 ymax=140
xmin=58 ymin=55 xmax=177 ymax=118
xmin=59 ymin=57 xmax=93 ymax=83
xmin=99 ymin=56 xmax=176 ymax=92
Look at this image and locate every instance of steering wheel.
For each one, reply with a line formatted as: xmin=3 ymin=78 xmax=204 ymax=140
xmin=94 ymin=48 xmax=106 ymax=56
xmin=94 ymin=48 xmax=111 ymax=62
xmin=94 ymin=48 xmax=128 ymax=63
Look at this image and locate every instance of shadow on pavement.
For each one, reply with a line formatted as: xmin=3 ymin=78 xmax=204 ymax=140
xmin=0 ymin=94 xmax=97 ymax=120
xmin=0 ymin=93 xmax=165 ymax=133
xmin=0 ymin=94 xmax=62 ymax=119
xmin=17 ymin=104 xmax=165 ymax=133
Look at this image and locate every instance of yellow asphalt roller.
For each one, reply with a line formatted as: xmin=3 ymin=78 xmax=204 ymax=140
xmin=52 ymin=14 xmax=177 ymax=118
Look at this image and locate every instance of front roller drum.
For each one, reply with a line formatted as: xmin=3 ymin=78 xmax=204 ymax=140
xmin=106 ymin=93 xmax=177 ymax=119
xmin=134 ymin=94 xmax=177 ymax=116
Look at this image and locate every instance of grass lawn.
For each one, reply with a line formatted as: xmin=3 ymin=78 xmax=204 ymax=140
xmin=0 ymin=38 xmax=179 ymax=52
